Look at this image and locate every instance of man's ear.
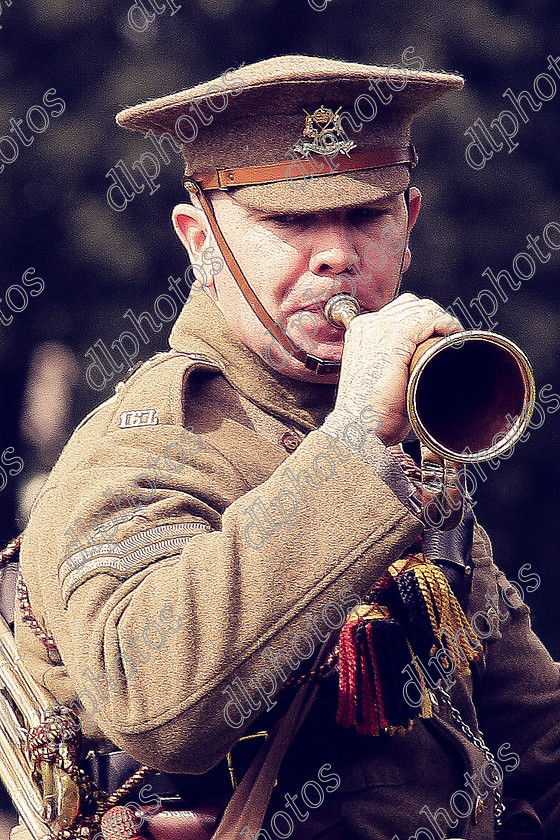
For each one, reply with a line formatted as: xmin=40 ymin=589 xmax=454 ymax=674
xmin=401 ymin=186 xmax=422 ymax=274
xmin=172 ymin=203 xmax=210 ymax=258
xmin=172 ymin=204 xmax=217 ymax=295
xmin=407 ymin=186 xmax=422 ymax=232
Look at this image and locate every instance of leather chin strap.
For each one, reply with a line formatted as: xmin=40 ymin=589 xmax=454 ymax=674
xmin=182 ymin=147 xmax=415 ymax=376
xmin=189 ymin=145 xmax=417 ymax=190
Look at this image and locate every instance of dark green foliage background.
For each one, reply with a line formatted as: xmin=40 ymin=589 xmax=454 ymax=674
xmin=0 ymin=0 xmax=559 ymax=651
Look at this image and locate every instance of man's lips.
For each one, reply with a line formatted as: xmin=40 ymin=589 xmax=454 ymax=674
xmin=286 ymin=297 xmax=344 ymax=320
xmin=282 ymin=306 xmax=347 ymax=345
xmin=284 ymin=297 xmax=365 ymax=333
xmin=288 ymin=304 xmax=329 ymax=322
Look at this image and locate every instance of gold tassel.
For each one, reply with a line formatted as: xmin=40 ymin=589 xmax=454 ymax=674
xmin=389 ymin=553 xmax=483 ymax=671
xmin=336 ymin=551 xmax=482 ymax=737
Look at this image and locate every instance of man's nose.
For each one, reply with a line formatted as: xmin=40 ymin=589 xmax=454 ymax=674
xmin=308 ymin=224 xmax=359 ymax=276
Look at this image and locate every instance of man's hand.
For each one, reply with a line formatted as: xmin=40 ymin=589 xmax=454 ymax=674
xmin=334 ymin=293 xmax=462 ymax=445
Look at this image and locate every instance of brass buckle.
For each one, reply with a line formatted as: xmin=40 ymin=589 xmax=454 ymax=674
xmin=226 ymin=730 xmax=269 ymax=791
xmin=304 ymin=353 xmax=341 ymax=376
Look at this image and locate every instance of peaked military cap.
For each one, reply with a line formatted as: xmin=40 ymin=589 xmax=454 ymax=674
xmin=116 ymin=55 xmax=464 ymax=212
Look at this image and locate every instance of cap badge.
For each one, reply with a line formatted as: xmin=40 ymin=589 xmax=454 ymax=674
xmin=293 ymin=105 xmax=356 ymax=158
xmin=292 ymin=106 xmax=357 ymax=159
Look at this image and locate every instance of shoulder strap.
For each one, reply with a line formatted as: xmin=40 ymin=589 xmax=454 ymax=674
xmin=212 ymin=638 xmax=335 ymax=839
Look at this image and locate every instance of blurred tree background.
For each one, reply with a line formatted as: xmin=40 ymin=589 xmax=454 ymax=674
xmin=0 ymin=0 xmax=559 ymax=648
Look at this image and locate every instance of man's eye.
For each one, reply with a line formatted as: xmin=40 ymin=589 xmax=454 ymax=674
xmin=351 ymin=207 xmax=386 ymax=222
xmin=266 ymin=213 xmax=314 ymax=226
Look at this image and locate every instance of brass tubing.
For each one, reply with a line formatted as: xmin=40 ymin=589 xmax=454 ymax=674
xmin=324 ymin=293 xmax=536 ymax=463
xmin=0 ymin=612 xmax=52 ymax=838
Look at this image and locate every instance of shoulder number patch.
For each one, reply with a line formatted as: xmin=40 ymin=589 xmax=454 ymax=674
xmin=120 ymin=409 xmax=158 ymax=429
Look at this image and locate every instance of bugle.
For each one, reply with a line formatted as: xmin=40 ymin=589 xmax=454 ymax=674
xmin=0 ymin=607 xmax=53 ymax=840
xmin=323 ymin=293 xmax=536 ymax=464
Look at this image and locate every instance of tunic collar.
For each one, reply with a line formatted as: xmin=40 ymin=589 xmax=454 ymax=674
xmin=169 ymin=291 xmax=337 ymax=432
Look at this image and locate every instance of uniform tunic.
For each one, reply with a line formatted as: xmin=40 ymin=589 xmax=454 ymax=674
xmin=16 ymin=290 xmax=560 ymax=839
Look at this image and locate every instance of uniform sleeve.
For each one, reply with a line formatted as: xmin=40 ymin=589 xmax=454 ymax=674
xmin=20 ymin=357 xmax=424 ymax=774
xmin=470 ymin=526 xmax=560 ymax=835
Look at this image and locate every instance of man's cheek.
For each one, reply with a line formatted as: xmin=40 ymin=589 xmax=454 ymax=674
xmin=364 ymin=241 xmax=389 ymax=272
xmin=380 ymin=224 xmax=405 ymax=255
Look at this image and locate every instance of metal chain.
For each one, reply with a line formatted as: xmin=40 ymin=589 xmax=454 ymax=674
xmin=437 ymin=686 xmax=505 ymax=828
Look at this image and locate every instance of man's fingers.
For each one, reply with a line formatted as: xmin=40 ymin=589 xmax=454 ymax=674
xmin=349 ymin=298 xmax=462 ymax=349
xmin=409 ymin=311 xmax=463 ymax=345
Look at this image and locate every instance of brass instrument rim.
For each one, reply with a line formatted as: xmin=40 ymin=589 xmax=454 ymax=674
xmin=406 ymin=329 xmax=536 ymax=463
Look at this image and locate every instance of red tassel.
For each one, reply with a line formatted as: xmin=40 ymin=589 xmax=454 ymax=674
xmin=366 ymin=622 xmax=388 ymax=732
xmin=336 ymin=549 xmax=476 ymax=737
xmin=337 ymin=605 xmax=392 ymax=735
xmin=355 ymin=626 xmax=374 ymax=735
xmin=336 ymin=618 xmax=359 ymax=728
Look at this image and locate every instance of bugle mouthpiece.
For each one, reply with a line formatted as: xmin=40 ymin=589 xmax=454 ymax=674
xmin=324 ymin=293 xmax=360 ymax=330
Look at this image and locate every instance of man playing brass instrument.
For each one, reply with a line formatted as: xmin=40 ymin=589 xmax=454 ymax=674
xmin=8 ymin=55 xmax=560 ymax=840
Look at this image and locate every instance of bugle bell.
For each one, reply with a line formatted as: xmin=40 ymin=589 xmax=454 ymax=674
xmin=323 ymin=293 xmax=536 ymax=464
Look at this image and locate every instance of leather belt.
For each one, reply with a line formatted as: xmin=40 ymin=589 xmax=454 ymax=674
xmin=84 ymin=731 xmax=269 ymax=803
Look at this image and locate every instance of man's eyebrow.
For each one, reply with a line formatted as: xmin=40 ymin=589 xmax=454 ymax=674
xmin=247 ymin=192 xmax=406 ymax=222
xmin=250 ymin=208 xmax=314 ymax=222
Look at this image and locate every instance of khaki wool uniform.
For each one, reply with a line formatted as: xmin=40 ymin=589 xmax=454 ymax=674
xmin=16 ymin=290 xmax=560 ymax=839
